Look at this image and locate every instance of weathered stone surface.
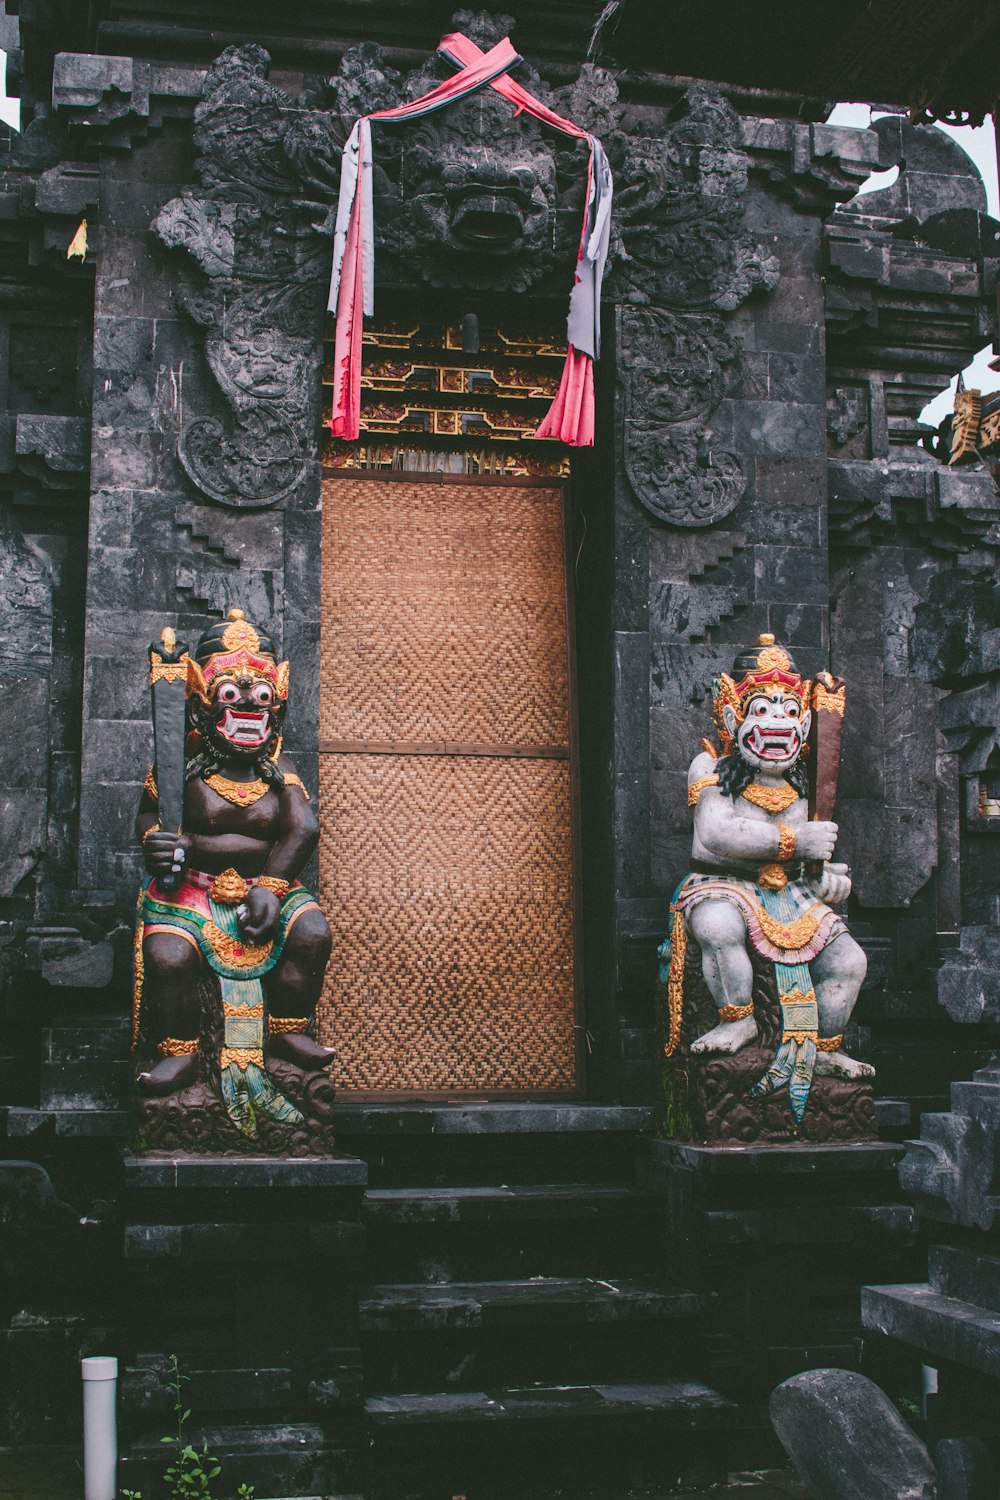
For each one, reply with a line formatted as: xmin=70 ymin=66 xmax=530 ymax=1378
xmin=770 ymin=1369 xmax=938 ymax=1500
xmin=897 ymin=1064 xmax=1000 ymax=1229
xmin=936 ymin=927 xmax=1000 ymax=1024
xmin=934 ymin=1437 xmax=996 ymax=1500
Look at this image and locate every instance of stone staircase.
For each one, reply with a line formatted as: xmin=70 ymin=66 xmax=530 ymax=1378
xmin=336 ymin=1103 xmax=738 ymax=1500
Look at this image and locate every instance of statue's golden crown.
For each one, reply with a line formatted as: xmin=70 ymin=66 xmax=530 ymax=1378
xmin=712 ymin=634 xmax=811 ymax=755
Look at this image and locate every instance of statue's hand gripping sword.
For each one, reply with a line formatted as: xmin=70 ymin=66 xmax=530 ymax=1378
xmin=148 ymin=627 xmax=189 ymax=894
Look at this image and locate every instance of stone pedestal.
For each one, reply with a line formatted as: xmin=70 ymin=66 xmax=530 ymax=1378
xmin=640 ymin=1137 xmax=921 ymax=1394
xmin=659 ymin=937 xmax=877 ymax=1144
xmin=117 ymin=1152 xmax=368 ymax=1500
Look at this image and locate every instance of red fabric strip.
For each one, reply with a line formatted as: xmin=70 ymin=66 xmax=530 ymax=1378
xmin=329 ymin=31 xmax=597 ymax=447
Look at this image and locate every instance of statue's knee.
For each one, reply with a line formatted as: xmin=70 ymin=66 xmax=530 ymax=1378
xmin=287 ymin=908 xmax=332 ymax=966
xmin=144 ymin=933 xmax=201 ymax=984
xmin=688 ymin=900 xmax=746 ymax=953
xmin=830 ymin=934 xmax=867 ymax=987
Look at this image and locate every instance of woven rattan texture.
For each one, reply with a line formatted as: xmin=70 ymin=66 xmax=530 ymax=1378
xmin=316 ymin=753 xmax=576 ymax=1091
xmin=318 ymin=477 xmax=576 ymax=1093
xmin=320 ymin=479 xmax=570 ymax=747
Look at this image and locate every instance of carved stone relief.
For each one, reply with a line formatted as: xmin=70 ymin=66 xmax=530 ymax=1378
xmin=152 ymin=26 xmax=782 ymax=513
xmin=618 ymin=307 xmax=745 ymax=528
xmin=612 ymin=86 xmax=779 ymax=527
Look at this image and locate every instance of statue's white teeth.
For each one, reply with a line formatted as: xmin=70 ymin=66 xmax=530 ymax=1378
xmin=218 ymin=709 xmax=270 ymax=746
xmin=745 ymin=725 xmax=797 ymax=759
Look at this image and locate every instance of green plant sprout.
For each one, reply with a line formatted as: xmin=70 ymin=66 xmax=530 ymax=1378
xmin=120 ymin=1355 xmax=254 ymax=1500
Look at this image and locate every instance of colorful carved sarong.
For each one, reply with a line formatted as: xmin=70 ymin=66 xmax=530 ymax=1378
xmin=134 ymin=869 xmax=320 ymax=1136
xmin=327 ymin=30 xmax=613 ymax=447
xmin=661 ymin=872 xmax=847 ymax=1122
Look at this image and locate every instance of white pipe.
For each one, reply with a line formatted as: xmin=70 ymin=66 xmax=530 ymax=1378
xmin=82 ymin=1355 xmax=118 ymax=1500
xmin=921 ymin=1362 xmax=939 ymax=1421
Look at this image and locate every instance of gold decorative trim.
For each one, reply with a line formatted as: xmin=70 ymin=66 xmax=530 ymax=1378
xmin=758 ymin=863 xmax=789 ymax=891
xmin=782 ymin=1030 xmax=817 ymax=1045
xmin=950 ymin=387 xmax=982 ymax=465
xmin=157 ymin=1037 xmax=198 ymax=1057
xmin=269 ymin=1016 xmax=310 ymax=1034
xmin=132 ymin=899 xmax=145 ymax=1051
xmin=742 ymin=781 xmax=797 ymax=814
xmin=756 ymin=905 xmax=822 ymax=951
xmin=817 ymin=1034 xmax=844 ymax=1052
xmin=209 ymin=868 xmax=250 ymax=905
xmin=719 ymin=1002 xmax=754 ymax=1022
xmin=700 ymin=738 xmax=719 ymax=760
xmin=220 ymin=1046 xmax=264 ymax=1070
xmin=778 ymin=987 xmax=816 ymax=1007
xmin=776 ymin=823 xmax=796 ymax=861
xmin=688 ymin=774 xmax=720 ymax=807
xmin=222 ymin=1000 xmax=264 ymax=1019
xmin=204 ymin=774 xmax=270 ymax=807
xmin=144 ymin=766 xmax=159 ymax=802
xmin=256 ymin=875 xmax=291 ymax=898
xmin=203 ymin=920 xmax=273 ymax=969
xmin=756 ymin=645 xmax=791 ymax=672
xmin=149 ymin=651 xmax=190 ymax=686
xmin=282 ymin=773 xmax=311 ymax=801
xmin=663 ymin=907 xmax=687 ymax=1058
xmin=813 ymin=680 xmax=846 ymax=716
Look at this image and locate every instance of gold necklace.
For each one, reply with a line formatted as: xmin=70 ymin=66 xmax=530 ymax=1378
xmin=741 ymin=781 xmax=798 ymax=814
xmin=204 ymin=773 xmax=270 ymax=807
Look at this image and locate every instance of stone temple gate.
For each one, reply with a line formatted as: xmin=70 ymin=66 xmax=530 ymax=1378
xmin=3 ymin=1 xmax=1000 ymax=1495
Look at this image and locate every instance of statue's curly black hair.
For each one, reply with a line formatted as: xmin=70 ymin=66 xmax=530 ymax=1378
xmin=716 ymin=750 xmax=808 ymax=800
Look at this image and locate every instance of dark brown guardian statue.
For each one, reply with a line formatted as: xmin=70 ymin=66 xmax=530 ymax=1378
xmin=133 ymin=608 xmax=335 ymax=1153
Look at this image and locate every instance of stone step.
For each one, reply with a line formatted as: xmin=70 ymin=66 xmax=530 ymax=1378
xmin=364 ymin=1380 xmax=739 ymax=1499
xmin=122 ymin=1355 xmax=363 ymax=1422
xmin=359 ymin=1276 xmax=706 ymax=1393
xmin=38 ymin=1058 xmax=130 ymax=1111
xmin=335 ymin=1103 xmax=653 ymax=1188
xmin=359 ymin=1276 xmax=701 ymax=1334
xmin=364 ymin=1182 xmax=655 ymax=1226
xmin=703 ymin=1201 xmax=915 ymax=1247
xmin=929 ymin=1244 xmax=1000 ymax=1314
xmin=120 ymin=1422 xmax=360 ymax=1499
xmin=43 ymin=1014 xmax=130 ymax=1061
xmin=862 ymin=1281 xmax=1000 ymax=1379
xmin=362 ymin=1182 xmax=660 ymax=1280
xmin=366 ymin=1378 xmax=734 ymax=1429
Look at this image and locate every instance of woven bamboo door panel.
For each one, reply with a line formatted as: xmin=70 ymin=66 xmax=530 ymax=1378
xmin=318 ymin=477 xmax=577 ymax=1094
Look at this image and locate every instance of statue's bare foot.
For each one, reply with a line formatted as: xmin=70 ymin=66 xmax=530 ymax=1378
xmin=137 ymin=1051 xmax=198 ymax=1095
xmin=268 ymin=1031 xmax=334 ymax=1072
xmin=815 ymin=1050 xmax=875 ymax=1080
xmin=690 ymin=1016 xmax=758 ymax=1055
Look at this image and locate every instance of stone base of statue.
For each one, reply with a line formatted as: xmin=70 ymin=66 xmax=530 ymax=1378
xmin=657 ymin=938 xmax=877 ymax=1145
xmin=133 ymin=976 xmax=336 ymax=1157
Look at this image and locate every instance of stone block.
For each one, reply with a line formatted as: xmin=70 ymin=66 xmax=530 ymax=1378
xmin=0 ymin=788 xmax=46 ymax=896
xmin=754 ymin=544 xmax=828 ymax=606
xmin=934 ymin=1437 xmax=997 ymax=1500
xmin=770 ymin=1369 xmax=937 ymax=1500
xmin=929 ymin=1246 xmax=1000 ymax=1315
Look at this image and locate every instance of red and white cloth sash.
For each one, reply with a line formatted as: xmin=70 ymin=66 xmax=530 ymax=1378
xmin=327 ymin=31 xmax=613 ymax=447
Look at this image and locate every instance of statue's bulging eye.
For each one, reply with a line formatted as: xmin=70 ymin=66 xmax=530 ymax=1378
xmin=784 ymin=700 xmax=800 ymax=717
xmin=216 ymin=683 xmax=240 ymax=704
xmin=253 ymin=683 xmax=273 ymax=706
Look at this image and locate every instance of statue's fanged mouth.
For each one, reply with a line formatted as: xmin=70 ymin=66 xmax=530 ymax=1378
xmin=743 ymin=724 xmax=799 ymax=760
xmin=217 ymin=708 xmax=271 ymax=747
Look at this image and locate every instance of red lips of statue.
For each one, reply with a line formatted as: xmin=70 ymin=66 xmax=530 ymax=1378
xmin=217 ymin=708 xmax=271 ymax=748
xmin=743 ymin=724 xmax=799 ymax=760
